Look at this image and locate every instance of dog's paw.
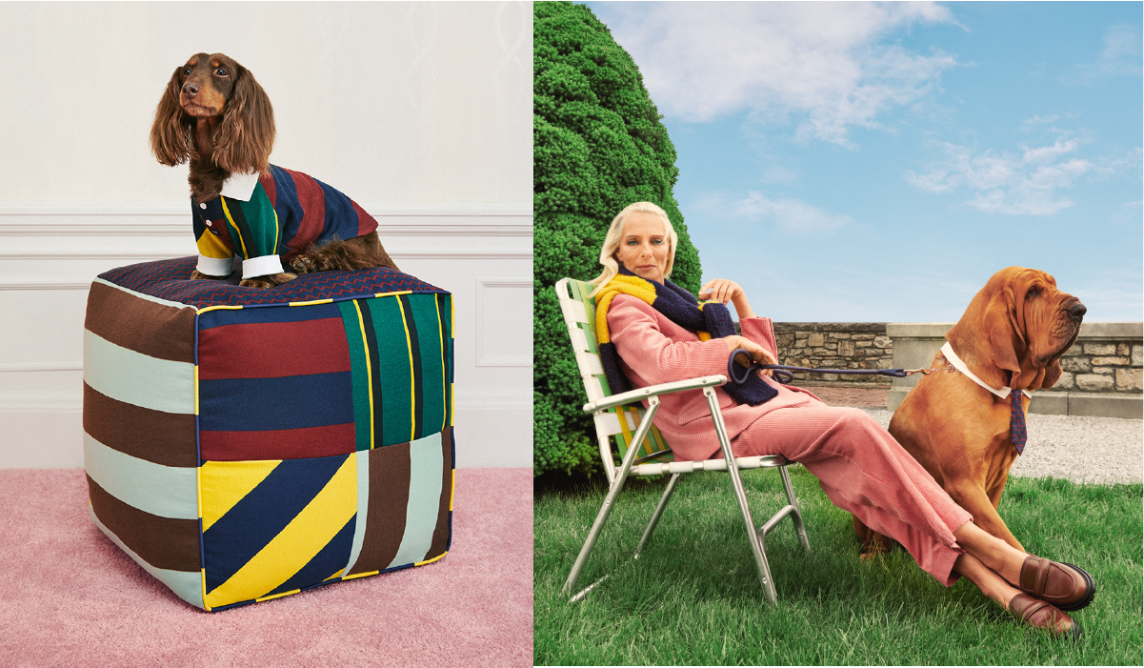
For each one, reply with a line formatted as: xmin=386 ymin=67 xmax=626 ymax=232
xmin=239 ymin=272 xmax=297 ymax=289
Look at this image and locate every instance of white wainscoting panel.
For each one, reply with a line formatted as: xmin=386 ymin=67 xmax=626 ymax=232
xmin=0 ymin=203 xmax=532 ymax=469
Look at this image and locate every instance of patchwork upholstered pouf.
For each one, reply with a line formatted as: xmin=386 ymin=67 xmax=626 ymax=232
xmin=82 ymin=256 xmax=454 ymax=611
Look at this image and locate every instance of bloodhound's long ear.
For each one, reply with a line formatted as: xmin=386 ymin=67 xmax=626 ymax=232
xmin=983 ymin=282 xmax=1024 ymax=383
xmin=213 ymin=62 xmax=275 ymax=175
xmin=150 ymin=66 xmax=192 ymax=166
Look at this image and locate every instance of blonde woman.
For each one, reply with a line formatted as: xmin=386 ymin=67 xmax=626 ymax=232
xmin=588 ymin=201 xmax=1094 ymax=636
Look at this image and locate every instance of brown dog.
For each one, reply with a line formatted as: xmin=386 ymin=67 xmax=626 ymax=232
xmin=151 ymin=53 xmax=398 ymax=289
xmin=855 ymin=267 xmax=1085 ymax=554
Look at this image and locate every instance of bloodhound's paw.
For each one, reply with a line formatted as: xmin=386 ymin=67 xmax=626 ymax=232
xmin=239 ymin=272 xmax=297 ymax=289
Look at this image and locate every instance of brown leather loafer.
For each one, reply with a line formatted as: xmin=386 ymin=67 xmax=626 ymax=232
xmin=1019 ymin=556 xmax=1095 ymax=612
xmin=1009 ymin=593 xmax=1082 ymax=639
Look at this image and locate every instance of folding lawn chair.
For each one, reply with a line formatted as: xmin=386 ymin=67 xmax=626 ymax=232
xmin=555 ymin=277 xmax=811 ymax=605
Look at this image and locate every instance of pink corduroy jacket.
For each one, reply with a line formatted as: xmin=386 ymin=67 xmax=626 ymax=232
xmin=607 ymin=293 xmax=821 ymax=462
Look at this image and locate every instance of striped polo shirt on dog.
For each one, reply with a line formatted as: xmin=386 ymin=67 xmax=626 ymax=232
xmin=193 ymin=165 xmax=378 ymax=280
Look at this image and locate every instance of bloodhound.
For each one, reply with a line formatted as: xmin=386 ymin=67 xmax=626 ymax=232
xmin=855 ymin=267 xmax=1086 ymax=555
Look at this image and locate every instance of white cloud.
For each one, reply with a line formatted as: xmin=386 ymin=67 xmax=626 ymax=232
xmin=596 ymin=1 xmax=958 ymax=146
xmin=731 ymin=191 xmax=852 ymax=233
xmin=1112 ymin=199 xmax=1144 ymax=226
xmin=906 ymin=137 xmax=1104 ymax=216
xmin=1062 ymin=23 xmax=1143 ymax=85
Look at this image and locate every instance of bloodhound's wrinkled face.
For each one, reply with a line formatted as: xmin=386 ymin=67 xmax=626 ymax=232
xmin=177 ymin=53 xmax=242 ymax=118
xmin=986 ymin=266 xmax=1086 ymax=390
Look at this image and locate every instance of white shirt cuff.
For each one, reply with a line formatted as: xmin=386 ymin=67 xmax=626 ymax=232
xmin=242 ymin=254 xmax=285 ymax=280
xmin=196 ymin=255 xmax=233 ymax=277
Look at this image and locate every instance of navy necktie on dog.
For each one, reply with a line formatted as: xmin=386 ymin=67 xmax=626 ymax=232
xmin=1010 ymin=392 xmax=1028 ymax=455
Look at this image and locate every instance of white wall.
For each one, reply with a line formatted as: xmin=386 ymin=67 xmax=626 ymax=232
xmin=0 ymin=2 xmax=533 ymax=468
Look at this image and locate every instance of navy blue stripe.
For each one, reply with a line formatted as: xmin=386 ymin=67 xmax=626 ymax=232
xmin=199 ymin=372 xmax=353 ymax=431
xmin=198 ymin=302 xmax=341 ymax=330
xmin=203 ymin=455 xmax=348 ymax=593
xmin=264 ymin=514 xmax=356 ymax=597
xmin=317 ymin=180 xmax=360 ymax=245
xmin=270 ymin=165 xmax=303 ymax=249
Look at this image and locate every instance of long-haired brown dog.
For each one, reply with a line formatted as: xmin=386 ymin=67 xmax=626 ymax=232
xmin=151 ymin=53 xmax=398 ymax=289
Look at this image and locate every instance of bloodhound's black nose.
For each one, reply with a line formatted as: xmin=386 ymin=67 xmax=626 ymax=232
xmin=1068 ymin=302 xmax=1087 ymax=319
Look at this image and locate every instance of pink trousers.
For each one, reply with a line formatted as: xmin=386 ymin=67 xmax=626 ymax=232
xmin=731 ymin=402 xmax=973 ymax=586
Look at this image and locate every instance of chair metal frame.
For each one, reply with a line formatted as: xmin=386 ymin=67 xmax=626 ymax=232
xmin=555 ymin=277 xmax=810 ymax=604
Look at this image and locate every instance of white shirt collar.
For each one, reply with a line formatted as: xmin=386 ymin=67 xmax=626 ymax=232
xmin=219 ymin=171 xmax=261 ymax=201
xmin=941 ymin=342 xmax=1031 ymax=400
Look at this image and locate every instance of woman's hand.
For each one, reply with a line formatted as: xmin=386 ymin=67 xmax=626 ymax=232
xmin=700 ymin=278 xmax=755 ymax=319
xmin=726 ymin=336 xmax=776 ymax=377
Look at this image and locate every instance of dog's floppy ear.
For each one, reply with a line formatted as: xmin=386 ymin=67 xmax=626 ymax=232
xmin=150 ymin=66 xmax=192 ymax=166
xmin=983 ymin=284 xmax=1024 ymax=383
xmin=213 ymin=62 xmax=275 ymax=175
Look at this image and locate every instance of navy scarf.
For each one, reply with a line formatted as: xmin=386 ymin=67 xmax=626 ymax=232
xmin=596 ymin=267 xmax=777 ymax=406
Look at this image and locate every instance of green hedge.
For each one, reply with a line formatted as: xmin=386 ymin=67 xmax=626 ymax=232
xmin=533 ymin=2 xmax=703 ymax=475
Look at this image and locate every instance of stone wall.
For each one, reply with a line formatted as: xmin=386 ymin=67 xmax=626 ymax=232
xmin=772 ymin=323 xmax=893 ymax=386
xmin=1057 ymin=338 xmax=1143 ymax=393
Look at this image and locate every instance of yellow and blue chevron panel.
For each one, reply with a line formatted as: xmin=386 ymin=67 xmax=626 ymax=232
xmin=83 ymin=257 xmax=455 ymax=611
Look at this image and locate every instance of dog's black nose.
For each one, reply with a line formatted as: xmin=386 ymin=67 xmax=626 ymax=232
xmin=182 ymin=82 xmax=199 ymax=97
xmin=1068 ymin=302 xmax=1087 ymax=319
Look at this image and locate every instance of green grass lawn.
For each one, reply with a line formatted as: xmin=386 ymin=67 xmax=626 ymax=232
xmin=534 ymin=466 xmax=1143 ymax=666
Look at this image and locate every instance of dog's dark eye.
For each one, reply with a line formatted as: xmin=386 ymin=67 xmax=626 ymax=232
xmin=216 ymin=68 xmax=228 ymax=77
xmin=183 ymin=67 xmax=192 ymax=77
xmin=1027 ymin=286 xmax=1041 ymax=298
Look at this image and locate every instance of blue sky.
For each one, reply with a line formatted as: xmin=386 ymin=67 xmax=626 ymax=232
xmin=585 ymin=1 xmax=1142 ymax=322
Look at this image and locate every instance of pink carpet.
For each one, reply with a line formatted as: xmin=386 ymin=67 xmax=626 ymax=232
xmin=0 ymin=468 xmax=532 ymax=667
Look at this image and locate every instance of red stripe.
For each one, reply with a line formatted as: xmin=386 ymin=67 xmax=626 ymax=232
xmin=353 ymin=200 xmax=378 ymax=237
xmin=259 ymin=170 xmax=277 ymax=206
xmin=198 ymin=318 xmax=350 ymax=379
xmin=283 ymin=168 xmax=325 ymax=251
xmin=200 ymin=423 xmax=356 ymax=461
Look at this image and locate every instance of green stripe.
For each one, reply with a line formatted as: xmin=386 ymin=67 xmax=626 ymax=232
xmin=338 ymin=301 xmax=373 ymax=452
xmin=367 ymin=296 xmax=413 ymax=447
xmin=408 ymin=294 xmax=446 ymax=437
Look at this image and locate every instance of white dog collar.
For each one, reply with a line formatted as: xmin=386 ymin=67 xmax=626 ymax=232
xmin=940 ymin=342 xmax=1031 ymax=400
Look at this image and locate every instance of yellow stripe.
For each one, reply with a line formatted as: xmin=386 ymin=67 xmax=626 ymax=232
xmin=353 ymin=301 xmax=375 ymax=449
xmin=199 ymin=460 xmax=281 ymax=531
xmin=197 ymin=305 xmax=245 ymax=315
xmin=342 ymin=569 xmax=379 ymax=581
xmin=397 ymin=297 xmax=416 ymax=442
xmin=416 ymin=551 xmax=447 ymax=567
xmin=614 ymin=406 xmax=634 ymax=453
xmin=203 ymin=456 xmax=358 ymax=608
xmin=373 ymin=290 xmax=412 ymax=298
xmin=435 ymin=297 xmax=447 ymax=432
xmin=449 ymin=470 xmax=455 ymax=511
xmin=256 ymin=589 xmax=299 ymax=603
xmin=290 ymin=298 xmax=333 ymax=307
xmin=201 ymin=568 xmax=210 ymax=612
xmin=219 ymin=198 xmax=250 ymax=258
xmin=194 ymin=365 xmax=199 ymax=415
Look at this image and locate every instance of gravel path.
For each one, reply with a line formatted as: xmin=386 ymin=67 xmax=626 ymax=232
xmin=859 ymin=408 xmax=1143 ymax=485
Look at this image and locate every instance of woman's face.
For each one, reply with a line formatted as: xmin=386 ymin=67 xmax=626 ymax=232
xmin=614 ymin=212 xmax=670 ymax=284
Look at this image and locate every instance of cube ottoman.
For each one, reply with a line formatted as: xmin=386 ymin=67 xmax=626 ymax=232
xmin=82 ymin=256 xmax=454 ymax=611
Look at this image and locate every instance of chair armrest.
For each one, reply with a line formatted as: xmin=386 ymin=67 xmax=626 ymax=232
xmin=582 ymin=375 xmax=727 ymax=413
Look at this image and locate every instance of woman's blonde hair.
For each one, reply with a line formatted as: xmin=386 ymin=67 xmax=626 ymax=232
xmin=589 ymin=201 xmax=678 ymax=296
